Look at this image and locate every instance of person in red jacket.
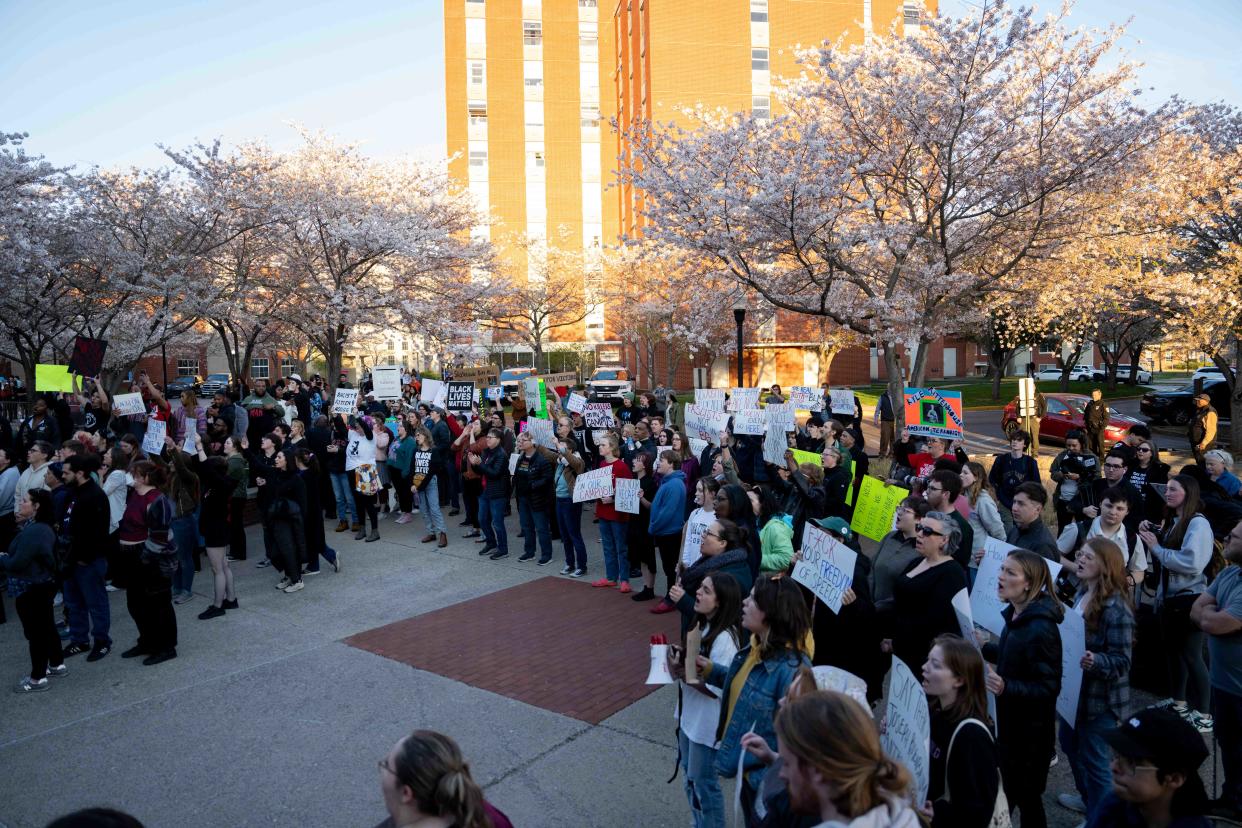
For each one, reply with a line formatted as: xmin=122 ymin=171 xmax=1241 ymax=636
xmin=591 ymin=432 xmax=634 ymax=592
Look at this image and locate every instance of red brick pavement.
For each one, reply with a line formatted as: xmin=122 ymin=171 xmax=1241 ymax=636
xmin=344 ymin=577 xmax=682 ymax=724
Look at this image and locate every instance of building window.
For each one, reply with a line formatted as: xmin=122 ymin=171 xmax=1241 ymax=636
xmin=751 ymin=48 xmax=769 ymax=70
xmin=752 ymin=95 xmax=770 ymax=119
xmin=466 ymin=0 xmax=484 ymax=4
xmin=469 ymin=150 xmax=487 ymax=167
xmin=903 ymin=1 xmax=921 ymax=25
xmin=579 ymin=0 xmax=596 ymax=6
xmin=751 ymin=0 xmax=768 ymax=22
xmin=1038 ymin=338 xmax=1056 ymax=355
xmin=469 ymin=61 xmax=485 ymax=85
xmin=280 ymin=357 xmax=298 ymax=377
xmin=529 ymin=150 xmax=545 ymax=168
xmin=468 ymin=104 xmax=487 ymax=126
xmin=176 ymin=359 xmax=199 ymax=377
xmin=251 ymin=358 xmax=270 ymax=380
xmin=523 ymin=21 xmax=542 ymax=46
xmin=465 ymin=18 xmax=485 ymax=45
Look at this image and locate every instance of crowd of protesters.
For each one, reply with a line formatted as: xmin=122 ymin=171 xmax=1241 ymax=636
xmin=2 ymin=373 xmax=1240 ymax=828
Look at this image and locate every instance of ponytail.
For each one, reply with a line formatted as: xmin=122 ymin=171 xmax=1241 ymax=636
xmin=392 ymin=731 xmax=489 ymax=828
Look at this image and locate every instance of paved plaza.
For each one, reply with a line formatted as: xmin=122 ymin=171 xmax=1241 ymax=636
xmin=0 ymin=502 xmax=1216 ymax=828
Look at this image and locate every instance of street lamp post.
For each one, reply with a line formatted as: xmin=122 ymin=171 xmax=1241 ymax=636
xmin=733 ymin=300 xmax=747 ymax=389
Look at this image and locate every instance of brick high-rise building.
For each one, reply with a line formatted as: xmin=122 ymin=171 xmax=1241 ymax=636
xmin=444 ymin=0 xmax=934 ymax=383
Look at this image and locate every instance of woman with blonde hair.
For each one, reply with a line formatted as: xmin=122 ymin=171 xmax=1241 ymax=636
xmin=1057 ymin=536 xmax=1134 ymax=818
xmin=377 ymin=730 xmax=512 ymax=828
xmin=773 ymin=691 xmax=919 ymax=827
xmin=961 ymin=461 xmax=1005 ymax=577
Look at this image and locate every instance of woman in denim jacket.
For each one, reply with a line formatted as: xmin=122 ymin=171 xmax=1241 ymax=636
xmin=697 ymin=575 xmax=812 ymax=823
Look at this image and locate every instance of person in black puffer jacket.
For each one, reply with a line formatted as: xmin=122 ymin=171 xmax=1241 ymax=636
xmin=981 ymin=548 xmax=1063 ymax=828
xmin=512 ymin=431 xmax=554 ymax=564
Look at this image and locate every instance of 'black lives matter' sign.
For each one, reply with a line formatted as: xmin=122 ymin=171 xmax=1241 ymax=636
xmin=446 ymin=381 xmax=475 ymax=413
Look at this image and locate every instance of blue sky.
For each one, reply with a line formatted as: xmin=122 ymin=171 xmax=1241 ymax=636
xmin=1 ymin=0 xmax=1238 ymax=170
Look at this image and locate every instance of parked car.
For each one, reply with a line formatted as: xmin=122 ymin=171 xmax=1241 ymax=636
xmin=1191 ymin=364 xmax=1235 ymax=384
xmin=1140 ymin=379 xmax=1232 ymax=426
xmin=1002 ymin=393 xmax=1140 ymax=446
xmin=199 ymin=373 xmax=233 ymax=397
xmin=1033 ymin=364 xmax=1095 ymax=382
xmin=165 ymin=374 xmax=202 ymax=396
xmin=1092 ymin=364 xmax=1153 ymax=384
xmin=499 ymin=367 xmax=537 ymax=399
xmin=586 ymin=367 xmax=633 ymax=402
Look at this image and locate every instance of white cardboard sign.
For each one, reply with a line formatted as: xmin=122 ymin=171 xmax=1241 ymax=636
xmin=1057 ymin=608 xmax=1087 ymax=727
xmin=727 ymin=387 xmax=760 ymax=411
xmin=371 ymin=365 xmax=402 ymax=400
xmin=732 ymin=409 xmax=766 ymax=436
xmin=614 ymin=477 xmax=641 ymax=514
xmin=694 ymin=388 xmax=726 ymax=412
xmin=830 ymin=388 xmax=856 ymax=415
xmin=572 ymin=466 xmax=614 ymax=503
xmin=333 ymin=388 xmax=358 ymax=415
xmin=112 ymin=392 xmax=145 ymax=416
xmin=970 ymin=537 xmax=1063 ymax=636
xmin=141 ymin=418 xmax=166 ymax=455
xmin=566 ymin=392 xmax=587 ymax=414
xmin=790 ymin=525 xmax=858 ymax=615
xmin=790 ymin=386 xmax=823 ymax=412
xmin=881 ymin=655 xmax=931 ymax=805
xmin=765 ymin=403 xmax=795 ymax=432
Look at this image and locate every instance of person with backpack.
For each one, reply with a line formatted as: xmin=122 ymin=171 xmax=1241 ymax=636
xmin=1051 ymin=430 xmax=1100 ymax=532
xmin=1137 ymin=473 xmax=1215 ymax=733
xmin=117 ymin=460 xmax=178 ymax=666
xmin=921 ymin=634 xmax=1003 ymax=828
xmin=1057 ymin=486 xmax=1149 ymax=589
xmin=988 ymin=432 xmax=1041 ymax=530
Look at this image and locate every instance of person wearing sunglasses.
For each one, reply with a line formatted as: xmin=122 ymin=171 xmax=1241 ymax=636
xmin=1083 ymin=707 xmax=1211 ymax=828
xmin=1128 ymin=440 xmax=1170 ymax=524
xmin=883 ymin=510 xmax=968 ymax=674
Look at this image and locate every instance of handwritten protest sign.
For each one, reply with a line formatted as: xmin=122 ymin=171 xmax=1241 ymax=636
xmin=566 ymin=392 xmax=587 ymax=414
xmin=970 ymin=537 xmax=1063 ymax=636
xmin=508 ymin=452 xmax=520 ymax=475
xmin=453 ymin=365 xmax=499 ymax=385
xmin=681 ymin=510 xmax=715 ymax=567
xmin=536 ymin=372 xmax=577 ymax=393
xmin=727 ymin=387 xmax=761 ymax=411
xmin=182 ymin=431 xmax=199 ymax=456
xmin=763 ymin=422 xmax=788 ymax=466
xmin=333 ymin=388 xmax=359 ymax=415
xmin=583 ymin=402 xmax=615 ymax=428
xmin=141 ymin=419 xmax=167 ymax=455
xmin=35 ymin=364 xmax=79 ymax=393
xmin=421 ymin=378 xmax=448 ymax=408
xmin=952 ymin=588 xmax=976 ymax=642
xmin=790 ymin=386 xmax=822 ymax=411
xmin=685 ymin=403 xmax=730 ymax=445
xmin=572 ymin=466 xmax=614 ymax=503
xmin=765 ymin=403 xmax=795 ymax=431
xmin=591 ymin=429 xmax=612 ymax=446
xmin=485 ymin=385 xmax=505 ymax=402
xmin=732 ymin=409 xmax=766 ymax=436
xmin=371 ymin=365 xmax=402 ymax=400
xmin=903 ymin=387 xmax=964 ymax=440
xmin=446 ymin=381 xmax=475 ymax=414
xmin=791 ymin=525 xmax=858 ymax=614
xmin=1057 ymin=608 xmax=1087 ymax=726
xmin=829 ymin=388 xmax=856 ymax=415
xmin=688 ymin=437 xmax=707 ymax=458
xmin=525 ymin=416 xmax=558 ymax=450
xmin=112 ymin=392 xmax=145 ymax=417
xmin=694 ymin=388 xmax=726 ymax=412
xmin=789 ymin=448 xmax=822 ymax=467
xmin=614 ymin=477 xmax=641 ymax=514
xmin=882 ymin=655 xmax=930 ymax=804
xmin=849 ymin=477 xmax=908 ymax=542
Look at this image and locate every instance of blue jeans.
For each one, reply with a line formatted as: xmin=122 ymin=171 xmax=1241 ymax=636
xmin=556 ymin=498 xmax=587 ymax=570
xmin=679 ymin=729 xmax=725 ymax=828
xmin=419 ymin=477 xmax=445 ymax=535
xmin=63 ymin=558 xmax=111 ymax=647
xmin=330 ymin=471 xmax=359 ymax=524
xmin=170 ymin=514 xmax=199 ymax=595
xmin=598 ymin=518 xmax=629 ymax=582
xmin=479 ymin=496 xmax=507 ymax=555
xmin=517 ymin=497 xmax=553 ymax=561
xmin=1214 ymin=686 xmax=1242 ymax=809
xmin=1059 ymin=712 xmax=1118 ymax=815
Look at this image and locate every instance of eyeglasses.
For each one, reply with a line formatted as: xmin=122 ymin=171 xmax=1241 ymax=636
xmin=1136 ymin=447 xmax=1152 ymax=453
xmin=915 ymin=524 xmax=945 ymax=537
xmin=1104 ymin=463 xmax=1126 ymax=470
xmin=378 ymin=758 xmax=397 ymax=776
xmin=703 ymin=530 xmax=721 ymax=540
xmin=925 ymin=485 xmax=943 ymax=493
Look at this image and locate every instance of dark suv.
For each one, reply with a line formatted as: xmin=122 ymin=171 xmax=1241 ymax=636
xmin=1140 ymin=379 xmax=1231 ymax=426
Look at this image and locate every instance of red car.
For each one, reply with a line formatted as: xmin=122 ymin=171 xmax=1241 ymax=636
xmin=1001 ymin=393 xmax=1139 ymax=447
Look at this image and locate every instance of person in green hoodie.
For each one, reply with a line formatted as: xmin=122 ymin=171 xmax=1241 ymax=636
xmin=754 ymin=484 xmax=795 ymax=576
xmin=387 ymin=421 xmax=417 ymax=524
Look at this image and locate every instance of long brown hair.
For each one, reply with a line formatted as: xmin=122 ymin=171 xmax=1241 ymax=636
xmin=930 ymin=634 xmax=992 ymax=727
xmin=1160 ymin=473 xmax=1203 ymax=551
xmin=775 ymin=691 xmax=911 ymax=817
xmin=1007 ymin=549 xmax=1065 ymax=621
xmin=751 ymin=575 xmax=812 ymax=660
xmin=391 ymin=730 xmax=489 ymax=828
xmin=1079 ymin=537 xmax=1133 ymax=632
xmin=963 ymin=460 xmax=992 ymax=505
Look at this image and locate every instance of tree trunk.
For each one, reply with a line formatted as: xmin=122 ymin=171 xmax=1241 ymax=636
xmin=909 ymin=339 xmax=931 ymax=387
xmin=883 ymin=345 xmax=906 ymax=432
xmin=988 ymin=347 xmax=1013 ymax=401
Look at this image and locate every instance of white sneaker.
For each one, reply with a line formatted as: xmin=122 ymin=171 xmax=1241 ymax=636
xmin=284 ymin=581 xmax=305 ymax=593
xmin=275 ymin=577 xmax=291 ymax=590
xmin=1057 ymin=793 xmax=1086 ymax=814
xmin=53 ymin=592 xmax=63 ymax=607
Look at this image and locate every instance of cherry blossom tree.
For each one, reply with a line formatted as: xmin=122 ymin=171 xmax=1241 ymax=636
xmin=268 ymin=131 xmax=491 ymax=384
xmin=619 ymin=0 xmax=1181 ymax=424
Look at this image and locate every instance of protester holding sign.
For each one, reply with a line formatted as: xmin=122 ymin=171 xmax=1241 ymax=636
xmin=512 ymin=432 xmax=554 ymax=564
xmin=1057 ymin=537 xmax=1135 ymax=819
xmin=701 ymin=576 xmax=812 ymax=821
xmin=780 ymin=451 xmax=827 ymax=550
xmin=668 ymin=518 xmax=752 ymax=638
xmin=922 ymin=635 xmax=1003 ymax=828
xmin=981 ymin=548 xmax=1064 ymax=828
xmin=411 ymin=427 xmax=447 ymax=548
xmin=552 ymin=429 xmax=588 ymax=577
xmin=665 ymin=570 xmax=743 ymax=828
xmin=885 ymin=510 xmax=969 ymax=674
xmin=346 ymin=417 xmax=381 ymax=543
xmin=591 ymin=433 xmax=633 ymax=592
